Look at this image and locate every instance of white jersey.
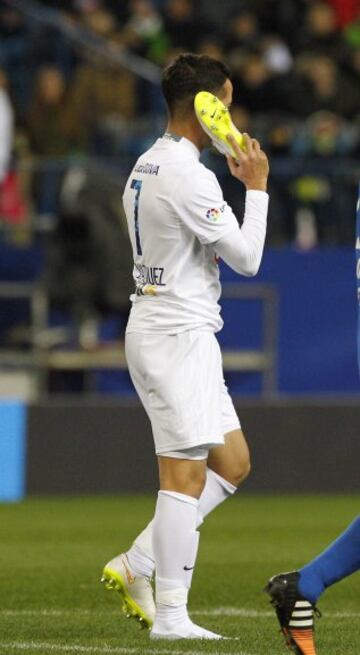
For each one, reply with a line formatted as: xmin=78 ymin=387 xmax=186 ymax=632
xmin=123 ymin=134 xmax=240 ymax=334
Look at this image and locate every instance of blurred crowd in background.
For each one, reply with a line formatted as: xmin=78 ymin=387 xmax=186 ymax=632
xmin=0 ymin=0 xmax=360 ymax=246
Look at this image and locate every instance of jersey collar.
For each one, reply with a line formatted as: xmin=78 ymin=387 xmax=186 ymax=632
xmin=162 ymin=132 xmax=200 ymax=160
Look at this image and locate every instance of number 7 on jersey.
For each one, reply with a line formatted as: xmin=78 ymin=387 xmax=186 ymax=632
xmin=130 ymin=179 xmax=143 ymax=256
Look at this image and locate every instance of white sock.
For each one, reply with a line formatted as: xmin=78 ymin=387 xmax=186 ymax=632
xmin=152 ymin=490 xmax=199 ymax=625
xmin=126 ymin=468 xmax=236 ymax=577
xmin=197 ymin=468 xmax=237 ymax=526
xmin=125 ymin=524 xmax=155 ymax=578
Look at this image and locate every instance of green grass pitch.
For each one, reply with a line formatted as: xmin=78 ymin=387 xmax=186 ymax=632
xmin=0 ymin=494 xmax=359 ymax=655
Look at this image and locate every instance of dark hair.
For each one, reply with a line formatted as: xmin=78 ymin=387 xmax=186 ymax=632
xmin=162 ymin=53 xmax=230 ymax=116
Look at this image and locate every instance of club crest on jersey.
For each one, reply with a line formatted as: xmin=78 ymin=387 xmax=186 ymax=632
xmin=206 ymin=205 xmax=225 ymax=222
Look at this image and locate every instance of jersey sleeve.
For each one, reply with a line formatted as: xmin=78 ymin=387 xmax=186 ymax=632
xmin=174 ymin=165 xmax=239 ymax=245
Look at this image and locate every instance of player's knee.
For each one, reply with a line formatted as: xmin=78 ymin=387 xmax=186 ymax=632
xmin=159 ymin=459 xmax=207 ymax=498
xmin=168 ymin=467 xmax=206 ymax=498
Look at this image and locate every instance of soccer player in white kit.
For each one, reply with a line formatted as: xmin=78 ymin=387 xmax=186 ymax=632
xmin=101 ymin=53 xmax=270 ymax=640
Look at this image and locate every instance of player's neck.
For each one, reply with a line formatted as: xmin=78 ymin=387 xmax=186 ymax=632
xmin=166 ymin=120 xmax=203 ymax=151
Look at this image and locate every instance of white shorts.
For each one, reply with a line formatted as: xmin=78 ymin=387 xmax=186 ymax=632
xmin=125 ymin=330 xmax=240 ymax=455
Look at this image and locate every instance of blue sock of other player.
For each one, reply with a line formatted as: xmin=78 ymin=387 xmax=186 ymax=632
xmin=298 ymin=515 xmax=360 ymax=604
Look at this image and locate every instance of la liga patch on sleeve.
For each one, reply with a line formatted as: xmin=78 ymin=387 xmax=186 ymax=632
xmin=206 ymin=204 xmax=226 ymax=222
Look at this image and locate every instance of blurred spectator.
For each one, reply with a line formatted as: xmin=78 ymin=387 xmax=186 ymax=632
xmin=294 ymin=2 xmax=348 ymax=62
xmin=70 ymin=56 xmax=137 ymax=149
xmin=121 ymin=0 xmax=169 ymax=64
xmin=303 ymin=55 xmax=360 ymax=118
xmin=290 ymin=111 xmax=359 ymax=245
xmin=293 ymin=110 xmax=358 ymax=157
xmin=162 ymin=0 xmax=207 ymax=50
xmin=28 ymin=67 xmax=84 ymax=157
xmin=231 ymin=51 xmax=285 ymax=114
xmin=225 ymin=9 xmax=261 ymax=52
xmin=28 ymin=66 xmax=85 ymax=215
xmin=69 ymin=4 xmax=137 ymax=141
xmin=80 ymin=4 xmax=118 ymax=35
xmin=285 ymin=53 xmax=360 ymax=119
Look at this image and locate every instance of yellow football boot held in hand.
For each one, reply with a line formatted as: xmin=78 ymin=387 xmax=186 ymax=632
xmin=194 ymin=91 xmax=245 ymax=158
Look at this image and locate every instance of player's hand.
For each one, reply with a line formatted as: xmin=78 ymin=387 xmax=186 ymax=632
xmin=226 ymin=133 xmax=269 ymax=192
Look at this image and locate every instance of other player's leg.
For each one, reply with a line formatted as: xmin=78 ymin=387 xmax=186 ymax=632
xmin=298 ymin=515 xmax=360 ymax=602
xmin=264 ymin=516 xmax=360 ymax=654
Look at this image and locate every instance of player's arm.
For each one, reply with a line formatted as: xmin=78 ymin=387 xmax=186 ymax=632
xmin=214 ymin=134 xmax=269 ymax=277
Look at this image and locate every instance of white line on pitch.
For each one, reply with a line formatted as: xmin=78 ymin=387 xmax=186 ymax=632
xmin=193 ymin=609 xmax=360 ymax=618
xmin=1 ymin=607 xmax=359 ymax=619
xmin=193 ymin=609 xmax=273 ymax=617
xmin=0 ymin=608 xmax=270 ymax=618
xmin=0 ymin=642 xmax=251 ymax=655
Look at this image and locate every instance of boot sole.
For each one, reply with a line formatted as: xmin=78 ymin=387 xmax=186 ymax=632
xmin=101 ymin=566 xmax=152 ymax=629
